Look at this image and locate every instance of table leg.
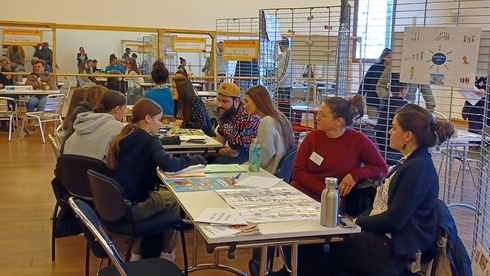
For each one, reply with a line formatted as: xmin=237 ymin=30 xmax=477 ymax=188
xmin=291 ymin=243 xmax=298 ymax=276
xmin=260 ymin=246 xmax=268 ymax=276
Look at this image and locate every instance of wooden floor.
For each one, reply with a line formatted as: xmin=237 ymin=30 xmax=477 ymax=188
xmin=0 ymin=127 xmax=257 ymax=276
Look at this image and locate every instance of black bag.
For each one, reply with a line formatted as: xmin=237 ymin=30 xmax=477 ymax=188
xmin=160 ymin=136 xmax=181 ymax=145
xmin=345 ymin=178 xmax=382 ymax=217
xmin=50 ymin=177 xmax=83 ymax=238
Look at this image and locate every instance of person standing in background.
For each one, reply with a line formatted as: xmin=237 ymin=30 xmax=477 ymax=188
xmin=275 ymin=37 xmax=293 ymax=101
xmin=234 ymin=60 xmax=259 ymax=99
xmin=9 ymin=46 xmax=23 ymax=65
xmin=122 ymin=48 xmax=131 ymax=64
xmin=77 ymin=47 xmax=88 ymax=69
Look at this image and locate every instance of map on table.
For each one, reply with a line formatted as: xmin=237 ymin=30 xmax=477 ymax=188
xmin=163 ymin=177 xmax=240 ymax=192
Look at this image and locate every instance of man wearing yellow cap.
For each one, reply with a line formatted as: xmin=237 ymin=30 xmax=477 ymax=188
xmin=213 ymin=82 xmax=259 ymax=164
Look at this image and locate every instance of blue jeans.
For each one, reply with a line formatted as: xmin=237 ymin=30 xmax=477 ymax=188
xmin=26 ymin=95 xmax=47 ymax=112
xmin=237 ymin=80 xmax=257 ymax=99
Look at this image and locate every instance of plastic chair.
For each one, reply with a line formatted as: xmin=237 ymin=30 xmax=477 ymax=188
xmin=21 ymin=93 xmax=65 ymax=143
xmin=69 ymin=197 xmax=185 ymax=276
xmin=274 ymin=148 xmax=298 ymax=184
xmin=58 ymin=81 xmax=71 ymax=105
xmin=0 ymin=97 xmax=19 ymax=141
xmin=48 ymin=134 xmax=60 ymax=158
xmin=51 ymin=154 xmax=108 ymax=275
xmin=86 ymin=170 xmax=189 ymax=274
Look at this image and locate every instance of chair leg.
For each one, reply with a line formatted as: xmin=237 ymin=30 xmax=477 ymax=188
xmin=125 ymin=237 xmax=134 ymax=262
xmin=8 ymin=116 xmax=13 ymax=141
xmin=85 ymin=242 xmax=90 ymax=276
xmin=180 ymin=229 xmax=189 ymax=276
xmin=38 ymin=118 xmax=46 ymax=144
xmin=20 ymin=116 xmax=27 ymax=141
xmin=52 ymin=201 xmax=60 ymax=261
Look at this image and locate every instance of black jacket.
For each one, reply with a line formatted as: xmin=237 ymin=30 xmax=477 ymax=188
xmin=356 ymin=147 xmax=439 ymax=257
xmin=109 ymin=129 xmax=205 ymax=203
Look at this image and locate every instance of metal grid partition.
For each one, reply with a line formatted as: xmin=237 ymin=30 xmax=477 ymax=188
xmin=388 ymin=0 xmax=490 ymax=255
xmin=216 ymin=17 xmax=261 ymax=95
xmin=258 ymin=5 xmax=354 ymax=145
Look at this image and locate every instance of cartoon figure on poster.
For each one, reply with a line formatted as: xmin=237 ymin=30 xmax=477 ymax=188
xmin=400 ymin=27 xmax=481 ymax=88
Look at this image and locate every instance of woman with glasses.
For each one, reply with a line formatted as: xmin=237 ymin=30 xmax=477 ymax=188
xmin=292 ymin=94 xmax=387 ymax=209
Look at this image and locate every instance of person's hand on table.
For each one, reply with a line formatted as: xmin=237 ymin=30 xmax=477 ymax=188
xmin=194 ymin=155 xmax=207 ymax=166
xmin=218 ymin=147 xmax=239 ymax=157
xmin=338 ymin=174 xmax=356 ymax=196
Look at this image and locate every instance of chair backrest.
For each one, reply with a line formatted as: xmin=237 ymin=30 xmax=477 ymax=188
xmin=275 ymin=148 xmax=298 ymax=184
xmin=59 ymin=81 xmax=71 ymax=99
xmin=69 ymin=197 xmax=127 ymax=276
xmin=48 ymin=134 xmax=60 ymax=158
xmin=56 ymin=154 xmax=108 ymax=199
xmin=43 ymin=94 xmax=65 ymax=113
xmin=87 ymin=170 xmax=130 ymax=222
xmin=0 ymin=97 xmax=16 ymax=117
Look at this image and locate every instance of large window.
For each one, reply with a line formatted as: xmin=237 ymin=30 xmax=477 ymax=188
xmin=354 ymin=0 xmax=393 ymax=60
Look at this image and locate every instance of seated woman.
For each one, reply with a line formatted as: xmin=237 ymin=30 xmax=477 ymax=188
xmin=61 ymin=87 xmax=86 ymax=138
xmin=61 ymin=85 xmax=108 ymax=148
xmin=171 ymin=77 xmax=215 ymax=137
xmin=326 ymin=104 xmax=454 ymax=276
xmin=292 ymin=94 xmax=387 ymax=205
xmin=77 ymin=60 xmax=96 ymax=87
xmin=63 ymin=90 xmax=126 ymax=160
xmin=105 ymin=98 xmax=206 ymax=261
xmin=243 ymin=85 xmax=294 ymax=173
xmin=244 ymin=85 xmax=295 ymax=276
xmin=144 ymin=64 xmax=173 ymax=115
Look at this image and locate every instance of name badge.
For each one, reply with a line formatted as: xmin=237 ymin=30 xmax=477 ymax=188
xmin=309 ymin=151 xmax=324 ymax=166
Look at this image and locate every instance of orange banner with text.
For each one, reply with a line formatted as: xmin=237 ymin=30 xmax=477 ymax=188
xmin=2 ymin=29 xmax=43 ymax=46
xmin=172 ymin=37 xmax=206 ymax=52
xmin=222 ymin=40 xmax=259 ymax=61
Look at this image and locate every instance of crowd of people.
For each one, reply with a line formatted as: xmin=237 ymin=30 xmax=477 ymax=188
xmin=1 ymin=44 xmax=469 ymax=276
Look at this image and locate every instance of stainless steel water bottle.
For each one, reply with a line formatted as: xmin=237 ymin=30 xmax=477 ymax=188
xmin=320 ymin=177 xmax=339 ymax=227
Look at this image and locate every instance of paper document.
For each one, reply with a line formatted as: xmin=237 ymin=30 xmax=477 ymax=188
xmin=161 ymin=165 xmax=206 ymax=178
xmin=459 ymin=86 xmax=485 ymax=106
xmin=236 ymin=176 xmax=282 ymax=189
xmin=204 ymin=223 xmax=260 ymax=237
xmin=204 ymin=164 xmax=248 ymax=174
xmin=179 ymin=135 xmax=207 ymax=141
xmin=195 ymin=208 xmax=247 ymax=225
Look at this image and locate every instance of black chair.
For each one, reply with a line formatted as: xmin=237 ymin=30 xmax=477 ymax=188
xmin=51 ymin=154 xmax=108 ymax=276
xmin=275 ymin=148 xmax=298 ymax=184
xmin=86 ymin=170 xmax=189 ymax=275
xmin=69 ymin=197 xmax=184 ymax=276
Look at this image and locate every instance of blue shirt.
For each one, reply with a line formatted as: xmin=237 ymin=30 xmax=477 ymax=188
xmin=104 ymin=64 xmax=125 ymax=74
xmin=144 ymin=87 xmax=174 ymax=115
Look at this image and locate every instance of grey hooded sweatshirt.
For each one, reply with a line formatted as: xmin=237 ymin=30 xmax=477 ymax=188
xmin=63 ymin=112 xmax=124 ymax=160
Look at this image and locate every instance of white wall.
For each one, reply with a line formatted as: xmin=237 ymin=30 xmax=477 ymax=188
xmin=3 ymin=0 xmax=340 ymax=30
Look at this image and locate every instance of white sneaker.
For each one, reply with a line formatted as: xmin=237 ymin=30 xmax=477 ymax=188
xmin=159 ymin=250 xmax=176 ymax=262
xmin=130 ymin=253 xmax=142 ymax=262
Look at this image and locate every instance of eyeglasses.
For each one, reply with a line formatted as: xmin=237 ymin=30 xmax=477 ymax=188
xmin=316 ymin=111 xmax=335 ymax=118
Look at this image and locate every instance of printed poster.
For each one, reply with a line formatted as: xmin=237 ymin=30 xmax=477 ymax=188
xmin=472 ymin=243 xmax=490 ymax=276
xmin=400 ymin=27 xmax=481 ymax=88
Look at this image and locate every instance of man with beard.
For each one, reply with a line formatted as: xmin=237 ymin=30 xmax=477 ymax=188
xmin=213 ymin=82 xmax=259 ymax=164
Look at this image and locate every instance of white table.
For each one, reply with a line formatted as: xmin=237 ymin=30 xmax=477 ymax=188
xmin=440 ymin=129 xmax=487 ymax=211
xmin=157 ymin=167 xmax=360 ymax=276
xmin=197 ymin=91 xmax=217 ymax=98
xmin=0 ymin=89 xmax=60 ymax=95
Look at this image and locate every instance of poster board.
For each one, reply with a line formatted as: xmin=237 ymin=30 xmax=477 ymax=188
xmin=290 ymin=35 xmax=338 ymax=66
xmin=2 ymin=29 xmax=42 ymax=46
xmin=472 ymin=243 xmax=490 ymax=275
xmin=172 ymin=37 xmax=206 ymax=52
xmin=222 ymin=40 xmax=259 ymax=61
xmin=400 ymin=27 xmax=481 ymax=88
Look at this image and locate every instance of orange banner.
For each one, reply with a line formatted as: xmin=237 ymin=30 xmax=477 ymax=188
xmin=222 ymin=40 xmax=259 ymax=61
xmin=172 ymin=37 xmax=206 ymax=52
xmin=2 ymin=29 xmax=43 ymax=46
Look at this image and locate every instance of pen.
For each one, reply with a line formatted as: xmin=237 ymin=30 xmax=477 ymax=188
xmin=232 ymin=173 xmax=241 ymax=184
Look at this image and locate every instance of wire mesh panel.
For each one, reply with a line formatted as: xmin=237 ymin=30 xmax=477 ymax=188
xmin=389 ymin=0 xmax=490 ymax=255
xmin=258 ymin=6 xmax=351 ymax=145
xmin=216 ymin=17 xmax=261 ymax=96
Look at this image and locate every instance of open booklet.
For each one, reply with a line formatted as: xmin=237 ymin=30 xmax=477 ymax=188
xmin=161 ymin=164 xmax=247 ymax=178
xmin=195 ymin=207 xmax=261 ymax=237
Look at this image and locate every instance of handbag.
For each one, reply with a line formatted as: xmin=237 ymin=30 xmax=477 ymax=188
xmin=345 ymin=177 xmax=383 ymax=217
xmin=159 ymin=136 xmax=181 ymax=145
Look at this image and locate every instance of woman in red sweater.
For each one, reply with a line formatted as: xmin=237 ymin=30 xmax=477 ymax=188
xmin=291 ymin=95 xmax=387 ymax=206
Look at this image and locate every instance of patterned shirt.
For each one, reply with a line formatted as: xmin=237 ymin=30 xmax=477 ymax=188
xmin=217 ymin=102 xmax=259 ymax=153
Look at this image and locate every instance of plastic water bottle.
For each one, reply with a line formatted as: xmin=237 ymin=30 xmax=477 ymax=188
xmin=320 ymin=177 xmax=339 ymax=227
xmin=248 ymin=138 xmax=261 ymax=172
